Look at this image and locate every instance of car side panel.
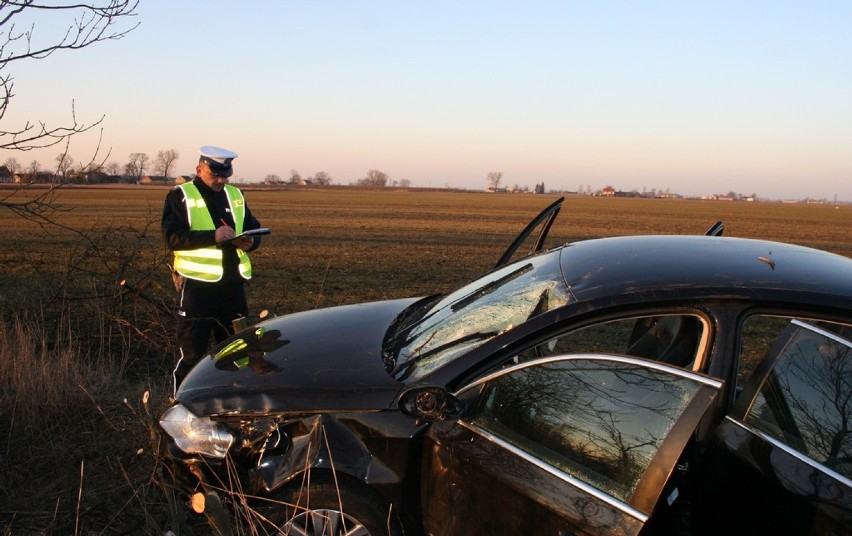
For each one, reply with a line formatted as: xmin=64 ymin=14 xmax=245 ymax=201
xmin=422 ymin=420 xmax=643 ymax=536
xmin=697 ymin=420 xmax=852 ymax=535
xmin=692 ymin=318 xmax=852 ymax=535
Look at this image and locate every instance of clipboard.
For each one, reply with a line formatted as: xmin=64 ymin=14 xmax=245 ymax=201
xmin=233 ymin=227 xmax=271 ymax=240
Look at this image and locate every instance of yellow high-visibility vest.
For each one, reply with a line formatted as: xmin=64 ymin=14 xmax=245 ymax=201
xmin=172 ymin=183 xmax=252 ymax=282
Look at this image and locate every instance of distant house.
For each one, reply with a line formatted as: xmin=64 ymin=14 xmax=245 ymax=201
xmin=140 ymin=175 xmax=172 ymax=185
xmin=601 ymin=186 xmax=616 ymax=197
xmin=76 ymin=171 xmax=110 ymax=184
xmin=614 ymin=190 xmax=640 ymax=198
xmin=13 ymin=172 xmax=53 ymax=184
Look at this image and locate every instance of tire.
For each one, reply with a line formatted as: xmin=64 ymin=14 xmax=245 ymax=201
xmin=257 ymin=472 xmax=402 ymax=536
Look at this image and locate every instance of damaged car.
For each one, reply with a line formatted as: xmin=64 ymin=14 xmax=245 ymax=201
xmin=159 ymin=197 xmax=852 ymax=535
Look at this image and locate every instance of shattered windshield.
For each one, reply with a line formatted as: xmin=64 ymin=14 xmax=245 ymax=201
xmin=388 ymin=249 xmax=571 ymax=382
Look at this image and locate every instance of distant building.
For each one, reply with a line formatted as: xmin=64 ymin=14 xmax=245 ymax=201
xmin=140 ymin=175 xmax=172 ymax=185
xmin=13 ymin=172 xmax=53 ymax=184
xmin=613 ymin=190 xmax=640 ymax=198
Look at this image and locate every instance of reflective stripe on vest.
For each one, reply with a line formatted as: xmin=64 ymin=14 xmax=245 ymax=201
xmin=173 ymin=183 xmax=252 ymax=282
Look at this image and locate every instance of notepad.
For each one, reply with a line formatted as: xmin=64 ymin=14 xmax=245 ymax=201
xmin=233 ymin=227 xmax=271 ymax=239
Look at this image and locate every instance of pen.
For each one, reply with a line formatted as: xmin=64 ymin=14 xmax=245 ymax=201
xmin=220 ymin=218 xmax=228 ymax=227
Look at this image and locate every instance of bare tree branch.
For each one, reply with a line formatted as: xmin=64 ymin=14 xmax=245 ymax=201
xmin=0 ymin=0 xmax=138 ymax=219
xmin=0 ymin=1 xmax=139 ymax=63
xmin=0 ymin=98 xmax=105 ymax=151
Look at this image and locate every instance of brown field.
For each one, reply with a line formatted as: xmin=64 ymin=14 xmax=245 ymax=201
xmin=3 ymin=185 xmax=850 ymax=318
xmin=0 ymin=185 xmax=850 ymax=534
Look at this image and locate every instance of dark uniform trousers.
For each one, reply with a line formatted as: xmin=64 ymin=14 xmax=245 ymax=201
xmin=173 ymin=280 xmax=248 ymax=388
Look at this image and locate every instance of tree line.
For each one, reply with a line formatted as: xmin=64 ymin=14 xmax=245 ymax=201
xmin=1 ymin=149 xmax=181 ymax=184
xmin=1 ymin=154 xmax=403 ymax=189
xmin=5 ymin=157 xmax=516 ymax=192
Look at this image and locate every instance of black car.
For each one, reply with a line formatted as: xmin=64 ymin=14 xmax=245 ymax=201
xmin=159 ymin=198 xmax=852 ymax=535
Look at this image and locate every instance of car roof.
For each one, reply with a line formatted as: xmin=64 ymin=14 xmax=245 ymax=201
xmin=559 ymin=235 xmax=852 ymax=310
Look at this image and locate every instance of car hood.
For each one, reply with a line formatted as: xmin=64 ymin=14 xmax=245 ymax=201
xmin=177 ymin=298 xmax=419 ymax=417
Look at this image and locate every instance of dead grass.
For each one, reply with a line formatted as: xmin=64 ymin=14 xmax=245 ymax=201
xmin=0 ymin=311 xmax=92 ymax=420
xmin=0 ymin=185 xmax=849 ymax=534
xmin=0 ymin=311 xmax=173 ymax=534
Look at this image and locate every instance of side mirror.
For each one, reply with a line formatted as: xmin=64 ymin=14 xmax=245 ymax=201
xmin=398 ymin=386 xmax=465 ymax=422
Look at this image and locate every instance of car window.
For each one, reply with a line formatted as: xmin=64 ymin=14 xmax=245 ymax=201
xmin=738 ymin=315 xmax=793 ymax=389
xmin=742 ymin=320 xmax=852 ymax=480
xmin=464 ymin=358 xmax=711 ymax=504
xmin=738 ymin=316 xmax=852 ymax=392
xmin=518 ymin=314 xmax=706 ymax=370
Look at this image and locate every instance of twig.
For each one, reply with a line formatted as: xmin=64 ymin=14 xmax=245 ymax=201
xmin=314 ymin=258 xmax=333 ymax=309
xmin=78 ymin=383 xmax=121 ymax=433
xmin=75 ymin=459 xmax=84 ymax=536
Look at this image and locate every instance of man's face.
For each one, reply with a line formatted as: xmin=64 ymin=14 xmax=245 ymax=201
xmin=196 ymin=162 xmax=229 ymax=191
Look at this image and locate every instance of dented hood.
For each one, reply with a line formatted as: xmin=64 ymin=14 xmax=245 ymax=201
xmin=177 ymin=298 xmax=418 ymax=417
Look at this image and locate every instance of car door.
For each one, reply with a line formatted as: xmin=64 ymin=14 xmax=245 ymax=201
xmin=420 ymin=355 xmax=722 ymax=536
xmin=707 ymin=318 xmax=852 ymax=535
xmin=494 ymin=196 xmax=563 ymax=268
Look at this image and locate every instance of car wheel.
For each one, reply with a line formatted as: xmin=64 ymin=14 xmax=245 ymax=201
xmin=259 ymin=473 xmax=401 ymax=536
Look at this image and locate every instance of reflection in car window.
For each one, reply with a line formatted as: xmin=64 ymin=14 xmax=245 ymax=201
xmin=389 ymin=249 xmax=571 ymax=381
xmin=519 ymin=315 xmax=705 ymax=370
xmin=738 ymin=315 xmax=793 ymax=391
xmin=739 ymin=316 xmax=852 ymax=395
xmin=467 ymin=359 xmax=703 ymax=503
xmin=744 ymin=322 xmax=852 ymax=479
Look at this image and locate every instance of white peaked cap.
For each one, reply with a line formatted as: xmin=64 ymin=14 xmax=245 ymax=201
xmin=199 ymin=146 xmax=238 ymax=164
xmin=199 ymin=146 xmax=238 ymax=177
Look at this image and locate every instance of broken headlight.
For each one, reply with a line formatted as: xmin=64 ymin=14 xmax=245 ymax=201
xmin=159 ymin=404 xmax=234 ymax=458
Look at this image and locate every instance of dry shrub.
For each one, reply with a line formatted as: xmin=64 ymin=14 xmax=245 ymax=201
xmin=0 ymin=311 xmax=102 ymax=419
xmin=0 ymin=311 xmax=174 ymax=535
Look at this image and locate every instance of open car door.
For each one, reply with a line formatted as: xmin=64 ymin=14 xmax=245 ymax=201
xmin=704 ymin=221 xmax=724 ymax=236
xmin=413 ymin=355 xmax=722 ymax=535
xmin=709 ymin=320 xmax=852 ymax=534
xmin=494 ymin=196 xmax=564 ymax=268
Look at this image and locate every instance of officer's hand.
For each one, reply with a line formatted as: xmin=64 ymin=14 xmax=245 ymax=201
xmin=215 ymin=225 xmax=235 ymax=243
xmin=233 ymin=236 xmax=254 ymax=251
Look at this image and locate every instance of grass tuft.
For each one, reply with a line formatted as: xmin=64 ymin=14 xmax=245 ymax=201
xmin=0 ymin=311 xmax=174 ymax=535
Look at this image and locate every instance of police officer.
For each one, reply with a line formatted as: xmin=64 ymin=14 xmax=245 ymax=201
xmin=161 ymin=146 xmax=263 ymax=390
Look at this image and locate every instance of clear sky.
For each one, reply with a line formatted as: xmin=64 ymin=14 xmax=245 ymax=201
xmin=4 ymin=1 xmax=852 ymax=200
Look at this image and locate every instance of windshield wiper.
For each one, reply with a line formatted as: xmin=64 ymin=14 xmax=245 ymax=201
xmin=407 ymin=330 xmax=499 ymax=362
xmin=451 ymin=263 xmax=533 ymax=313
xmin=382 ymin=295 xmax=441 ymax=372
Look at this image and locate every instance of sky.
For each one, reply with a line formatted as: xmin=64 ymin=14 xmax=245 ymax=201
xmin=3 ymin=1 xmax=852 ymax=201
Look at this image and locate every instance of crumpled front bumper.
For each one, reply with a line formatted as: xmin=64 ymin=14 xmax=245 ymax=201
xmin=158 ymin=441 xmax=238 ymax=534
xmin=157 ymin=414 xmax=330 ymax=532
